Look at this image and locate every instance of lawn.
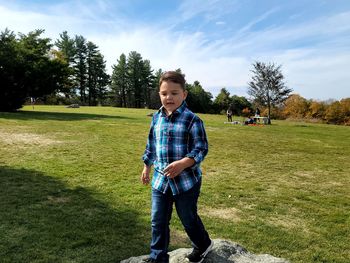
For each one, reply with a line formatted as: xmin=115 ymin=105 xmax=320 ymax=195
xmin=0 ymin=105 xmax=349 ymax=263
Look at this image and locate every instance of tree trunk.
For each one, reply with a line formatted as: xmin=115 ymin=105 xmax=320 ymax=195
xmin=267 ymin=91 xmax=271 ymax=124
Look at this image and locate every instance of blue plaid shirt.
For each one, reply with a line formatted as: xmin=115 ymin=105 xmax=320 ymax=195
xmin=142 ymin=101 xmax=208 ymax=195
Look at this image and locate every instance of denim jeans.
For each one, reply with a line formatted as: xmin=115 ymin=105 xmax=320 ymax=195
xmin=150 ymin=180 xmax=211 ymax=262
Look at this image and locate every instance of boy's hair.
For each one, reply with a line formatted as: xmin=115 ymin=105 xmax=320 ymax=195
xmin=159 ymin=71 xmax=186 ymax=90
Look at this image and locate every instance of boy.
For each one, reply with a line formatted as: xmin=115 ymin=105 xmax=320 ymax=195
xmin=141 ymin=71 xmax=213 ymax=263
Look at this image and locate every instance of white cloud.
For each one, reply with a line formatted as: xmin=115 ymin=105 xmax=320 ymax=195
xmin=215 ymin=21 xmax=226 ymax=25
xmin=272 ymin=49 xmax=350 ymax=100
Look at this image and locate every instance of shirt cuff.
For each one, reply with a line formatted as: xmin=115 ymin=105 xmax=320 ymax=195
xmin=185 ymin=154 xmax=200 ymax=169
xmin=142 ymin=156 xmax=153 ymax=167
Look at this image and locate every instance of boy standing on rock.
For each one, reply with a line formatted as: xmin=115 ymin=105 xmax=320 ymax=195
xmin=141 ymin=71 xmax=213 ymax=263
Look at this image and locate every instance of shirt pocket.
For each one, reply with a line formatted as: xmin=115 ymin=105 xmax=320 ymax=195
xmin=154 ymin=123 xmax=166 ymax=140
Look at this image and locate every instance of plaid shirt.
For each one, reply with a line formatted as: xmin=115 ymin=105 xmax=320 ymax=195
xmin=142 ymin=101 xmax=208 ymax=195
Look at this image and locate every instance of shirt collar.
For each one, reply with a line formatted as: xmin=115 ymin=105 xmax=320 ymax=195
xmin=159 ymin=101 xmax=187 ymax=117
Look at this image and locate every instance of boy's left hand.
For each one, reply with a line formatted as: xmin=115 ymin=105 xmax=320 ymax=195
xmin=164 ymin=158 xmax=195 ymax=178
xmin=164 ymin=160 xmax=185 ymax=178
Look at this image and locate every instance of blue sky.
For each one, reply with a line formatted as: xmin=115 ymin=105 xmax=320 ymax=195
xmin=1 ymin=0 xmax=349 ymax=100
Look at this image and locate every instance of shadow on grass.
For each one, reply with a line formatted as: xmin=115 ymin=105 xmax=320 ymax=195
xmin=0 ymin=166 xmax=149 ymax=262
xmin=0 ymin=110 xmax=133 ymax=121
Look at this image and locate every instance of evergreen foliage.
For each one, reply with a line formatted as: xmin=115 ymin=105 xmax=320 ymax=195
xmin=0 ymin=29 xmax=70 ymax=111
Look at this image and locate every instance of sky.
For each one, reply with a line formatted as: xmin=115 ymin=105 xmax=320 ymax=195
xmin=1 ymin=0 xmax=350 ymax=101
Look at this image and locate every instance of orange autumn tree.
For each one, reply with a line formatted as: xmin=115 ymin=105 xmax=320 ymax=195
xmin=283 ymin=94 xmax=309 ymax=119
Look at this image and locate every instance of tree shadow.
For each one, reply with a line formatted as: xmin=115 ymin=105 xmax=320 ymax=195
xmin=0 ymin=166 xmax=149 ymax=262
xmin=0 ymin=110 xmax=134 ymax=121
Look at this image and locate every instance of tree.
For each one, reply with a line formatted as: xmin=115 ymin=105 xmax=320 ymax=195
xmin=213 ymin=88 xmax=231 ymax=113
xmin=54 ymin=31 xmax=76 ymax=99
xmin=283 ymin=94 xmax=309 ymax=119
xmin=325 ymin=98 xmax=350 ymax=125
xmin=186 ymin=81 xmax=213 ymax=113
xmin=325 ymin=101 xmax=343 ymax=125
xmin=230 ymin=95 xmax=252 ymax=116
xmin=248 ymin=61 xmax=292 ymax=124
xmin=86 ymin=41 xmax=100 ymax=105
xmin=92 ymin=52 xmax=109 ymax=106
xmin=55 ymin=31 xmax=75 ymax=64
xmin=339 ymin=98 xmax=350 ymax=125
xmin=148 ymin=68 xmax=162 ymax=109
xmin=141 ymin=59 xmax=155 ymax=108
xmin=0 ymin=29 xmax=69 ymax=111
xmin=111 ymin=53 xmax=128 ymax=107
xmin=308 ymin=100 xmax=327 ymax=119
xmin=126 ymin=51 xmax=144 ymax=108
xmin=73 ymin=35 xmax=88 ymax=104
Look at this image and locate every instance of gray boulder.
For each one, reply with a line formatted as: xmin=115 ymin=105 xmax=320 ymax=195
xmin=121 ymin=239 xmax=290 ymax=263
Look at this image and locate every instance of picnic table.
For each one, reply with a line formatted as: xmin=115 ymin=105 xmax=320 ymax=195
xmin=254 ymin=116 xmax=268 ymax=124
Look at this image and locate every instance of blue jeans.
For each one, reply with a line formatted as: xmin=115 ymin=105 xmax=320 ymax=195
xmin=150 ymin=180 xmax=210 ymax=262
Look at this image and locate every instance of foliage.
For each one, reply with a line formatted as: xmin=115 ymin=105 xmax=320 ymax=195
xmin=0 ymin=29 xmax=70 ymax=111
xmin=186 ymin=81 xmax=213 ymax=113
xmin=307 ymin=100 xmax=327 ymax=119
xmin=111 ymin=51 xmax=155 ymax=108
xmin=231 ymin=95 xmax=252 ymax=116
xmin=72 ymin=35 xmax=88 ymax=104
xmin=241 ymin=107 xmax=251 ymax=117
xmin=279 ymin=94 xmax=350 ymax=125
xmin=213 ymin=88 xmax=231 ymax=112
xmin=111 ymin=53 xmax=128 ymax=107
xmin=283 ymin=94 xmax=310 ymax=118
xmin=248 ymin=61 xmax=292 ymax=124
xmin=55 ymin=32 xmax=110 ymax=106
xmin=324 ymin=98 xmax=350 ymax=125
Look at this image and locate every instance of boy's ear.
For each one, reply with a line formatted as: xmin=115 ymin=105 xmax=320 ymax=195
xmin=183 ymin=90 xmax=188 ymax=99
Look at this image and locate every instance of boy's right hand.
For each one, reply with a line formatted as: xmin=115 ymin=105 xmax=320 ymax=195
xmin=141 ymin=165 xmax=151 ymax=185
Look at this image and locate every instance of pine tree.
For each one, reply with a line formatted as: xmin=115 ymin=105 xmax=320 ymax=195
xmin=126 ymin=51 xmax=144 ymax=108
xmin=141 ymin=59 xmax=154 ymax=108
xmin=55 ymin=31 xmax=75 ymax=64
xmin=55 ymin=31 xmax=76 ymax=99
xmin=73 ymin=35 xmax=87 ymax=104
xmin=111 ymin=54 xmax=128 ymax=107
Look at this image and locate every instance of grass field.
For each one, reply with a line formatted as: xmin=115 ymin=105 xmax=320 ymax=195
xmin=0 ymin=105 xmax=349 ymax=263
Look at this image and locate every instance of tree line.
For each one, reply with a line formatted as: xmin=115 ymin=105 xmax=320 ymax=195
xmin=1 ymin=28 xmax=349 ymax=125
xmin=0 ymin=28 xmax=256 ymax=114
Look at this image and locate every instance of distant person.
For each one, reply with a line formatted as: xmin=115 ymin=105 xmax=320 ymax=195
xmin=244 ymin=117 xmax=255 ymax=125
xmin=255 ymin=107 xmax=260 ymax=117
xmin=255 ymin=107 xmax=261 ymax=123
xmin=226 ymin=108 xmax=233 ymax=122
xmin=30 ymin=97 xmax=35 ymax=110
xmin=141 ymin=71 xmax=213 ymax=263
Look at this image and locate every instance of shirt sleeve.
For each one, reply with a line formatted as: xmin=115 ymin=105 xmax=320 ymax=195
xmin=142 ymin=116 xmax=156 ymax=166
xmin=185 ymin=117 xmax=208 ymax=166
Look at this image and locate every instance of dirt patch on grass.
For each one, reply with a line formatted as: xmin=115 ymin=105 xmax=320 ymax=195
xmin=268 ymin=215 xmax=309 ymax=233
xmin=46 ymin=195 xmax=71 ymax=204
xmin=294 ymin=171 xmax=315 ymax=179
xmin=0 ymin=131 xmax=61 ymax=146
xmin=200 ymin=206 xmax=241 ymax=221
xmin=171 ymin=229 xmax=189 ymax=245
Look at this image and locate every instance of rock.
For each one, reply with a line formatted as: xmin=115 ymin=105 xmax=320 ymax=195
xmin=120 ymin=239 xmax=290 ymax=263
xmin=66 ymin=104 xmax=80 ymax=108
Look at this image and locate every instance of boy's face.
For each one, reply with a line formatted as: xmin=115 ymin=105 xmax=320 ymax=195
xmin=159 ymin=81 xmax=187 ymax=115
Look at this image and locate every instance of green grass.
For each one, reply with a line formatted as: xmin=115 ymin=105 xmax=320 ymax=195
xmin=0 ymin=105 xmax=349 ymax=263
